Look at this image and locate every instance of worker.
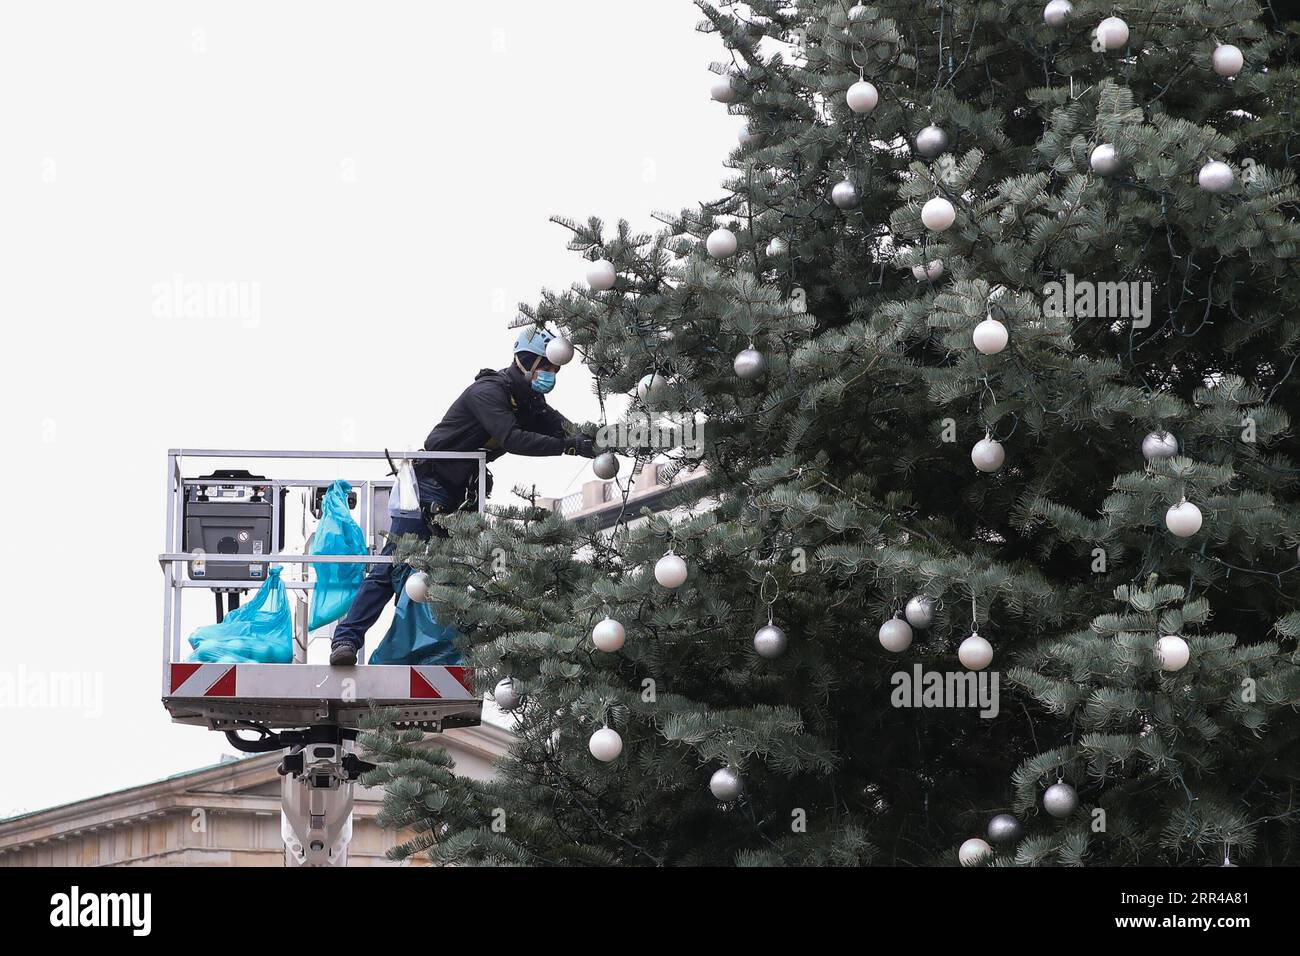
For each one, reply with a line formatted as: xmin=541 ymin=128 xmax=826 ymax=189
xmin=329 ymin=327 xmax=596 ymax=665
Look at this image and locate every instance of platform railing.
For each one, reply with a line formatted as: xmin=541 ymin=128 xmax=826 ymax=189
xmin=159 ymin=449 xmax=488 ymax=692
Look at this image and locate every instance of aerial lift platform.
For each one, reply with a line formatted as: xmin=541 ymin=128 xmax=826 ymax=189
xmin=158 ymin=450 xmax=486 ymax=866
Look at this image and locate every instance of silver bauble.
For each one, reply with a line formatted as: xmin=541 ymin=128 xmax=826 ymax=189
xmin=1089 ymin=143 xmax=1120 ymax=176
xmin=591 ymin=616 xmax=626 ymax=653
xmin=878 ymin=616 xmax=914 ymax=653
xmin=710 ymin=767 xmax=744 ymax=801
xmin=1165 ymin=500 xmax=1203 ymax=538
xmin=1043 ymin=0 xmax=1073 ymax=27
xmin=987 ymin=813 xmax=1024 ymax=844
xmin=753 ymin=623 xmax=788 ymax=659
xmin=831 ymin=180 xmax=859 ymax=209
xmin=1212 ymin=44 xmax=1244 ymax=78
xmin=971 ymin=436 xmax=1005 ymax=473
xmin=1096 ymin=15 xmax=1129 ymax=51
xmin=734 ymin=347 xmax=767 ymax=380
xmin=593 ymin=451 xmax=620 ymax=480
xmin=546 ymin=336 xmax=575 ymax=366
xmin=766 ymin=236 xmax=788 ymax=257
xmin=1198 ymin=160 xmax=1234 ymax=193
xmin=586 ymin=258 xmax=617 ymax=292
xmin=654 ymin=552 xmax=688 ymax=588
xmin=710 ymin=74 xmax=738 ymax=103
xmin=589 ymin=727 xmax=623 ymax=762
xmin=848 ymin=3 xmax=870 ymax=22
xmin=904 ymin=595 xmax=934 ymax=629
xmin=915 ymin=124 xmax=949 ymax=158
xmin=404 ymin=571 xmax=429 ymax=603
xmin=1142 ymin=430 xmax=1178 ymax=460
xmin=1043 ymin=781 xmax=1078 ymax=818
xmin=958 ymin=837 xmax=992 ymax=867
xmin=493 ymin=677 xmax=521 ymax=712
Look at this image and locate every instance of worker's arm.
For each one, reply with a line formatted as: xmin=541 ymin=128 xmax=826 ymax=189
xmin=467 ymin=381 xmax=594 ymax=457
xmin=532 ymin=401 xmax=572 ymax=440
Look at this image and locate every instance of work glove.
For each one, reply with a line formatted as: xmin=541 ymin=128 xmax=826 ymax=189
xmin=565 ymin=434 xmax=598 ymax=458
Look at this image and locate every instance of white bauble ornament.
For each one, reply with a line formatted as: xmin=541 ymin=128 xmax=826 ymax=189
xmin=709 ymin=767 xmax=744 ymax=801
xmin=1212 ymin=44 xmax=1244 ymax=78
xmin=958 ymin=632 xmax=994 ymax=670
xmin=733 ymin=347 xmax=767 ymax=380
xmin=1096 ymin=16 xmax=1129 ymax=50
xmin=904 ymin=595 xmax=935 ymax=629
xmin=711 ymin=74 xmax=737 ymax=103
xmin=707 ymin=227 xmax=738 ymax=259
xmin=592 ymin=616 xmax=626 ymax=653
xmin=1155 ymin=635 xmax=1190 ymax=672
xmin=654 ymin=552 xmax=688 ymax=589
xmin=848 ymin=3 xmax=870 ymax=22
xmin=846 ymin=80 xmax=879 ymax=114
xmin=915 ymin=124 xmax=949 ymax=158
xmin=1090 ymin=143 xmax=1120 ymax=176
xmin=586 ymin=258 xmax=617 ymax=292
xmin=753 ymin=623 xmax=787 ymax=659
xmin=589 ymin=727 xmax=623 ymax=762
xmin=971 ymin=435 xmax=1005 ymax=473
xmin=987 ymin=813 xmax=1024 ymax=844
xmin=878 ymin=616 xmax=913 ymax=653
xmin=912 ymin=259 xmax=945 ymax=281
xmin=766 ymin=236 xmax=788 ymax=257
xmin=1198 ymin=160 xmax=1234 ymax=193
xmin=493 ymin=677 xmax=521 ymax=712
xmin=592 ymin=451 xmax=619 ymax=480
xmin=1142 ymin=430 xmax=1178 ymax=460
xmin=636 ymin=372 xmax=665 ymax=402
xmin=1043 ymin=0 xmax=1072 ymax=27
xmin=972 ymin=318 xmax=1009 ymax=355
xmin=831 ymin=180 xmax=860 ymax=209
xmin=1166 ymin=500 xmax=1203 ymax=538
xmin=1043 ymin=781 xmax=1078 ymax=818
xmin=404 ymin=571 xmax=429 ymax=603
xmin=546 ymin=336 xmax=575 ymax=366
xmin=959 ymin=837 xmax=992 ymax=867
xmin=921 ymin=196 xmax=956 ymax=232
xmin=738 ymin=120 xmax=762 ymax=147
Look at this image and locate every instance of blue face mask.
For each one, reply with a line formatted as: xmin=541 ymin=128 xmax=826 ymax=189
xmin=531 ymin=370 xmax=557 ymax=394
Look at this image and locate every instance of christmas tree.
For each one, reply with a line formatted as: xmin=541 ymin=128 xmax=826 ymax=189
xmin=363 ymin=0 xmax=1300 ymax=866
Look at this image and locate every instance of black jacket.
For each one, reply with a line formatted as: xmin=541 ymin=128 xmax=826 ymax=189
xmin=417 ymin=364 xmax=572 ymax=499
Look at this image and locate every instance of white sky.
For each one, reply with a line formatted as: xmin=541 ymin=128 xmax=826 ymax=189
xmin=0 ymin=0 xmax=735 ymax=817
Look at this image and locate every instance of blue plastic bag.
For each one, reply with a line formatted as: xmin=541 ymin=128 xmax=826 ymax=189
xmin=308 ymin=479 xmax=368 ymax=631
xmin=187 ymin=566 xmax=294 ymax=663
xmin=369 ymin=565 xmax=464 ymax=666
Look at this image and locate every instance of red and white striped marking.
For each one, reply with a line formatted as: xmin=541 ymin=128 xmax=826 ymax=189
xmin=169 ymin=663 xmax=237 ymax=696
xmin=166 ymin=663 xmax=476 ymax=701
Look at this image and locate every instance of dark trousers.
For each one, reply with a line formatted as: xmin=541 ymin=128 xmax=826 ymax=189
xmin=332 ymin=481 xmax=458 ymax=650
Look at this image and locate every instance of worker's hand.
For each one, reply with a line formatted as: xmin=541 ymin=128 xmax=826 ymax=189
xmin=565 ymin=434 xmax=598 ymax=458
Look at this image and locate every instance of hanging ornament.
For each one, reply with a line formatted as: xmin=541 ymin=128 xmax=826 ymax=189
xmin=912 ymin=259 xmax=945 ymax=281
xmin=710 ymin=73 xmax=737 ymax=103
xmin=545 ymin=336 xmax=575 ymax=366
xmin=847 ymin=2 xmax=870 ymax=22
xmin=958 ymin=837 xmax=992 ymax=867
xmin=958 ymin=632 xmax=994 ymax=670
xmin=1142 ymin=430 xmax=1178 ymax=460
xmin=655 ymin=551 xmax=688 ymax=588
xmin=987 ymin=813 xmax=1024 ymax=844
xmin=733 ymin=346 xmax=767 ymax=380
xmin=493 ymin=677 xmax=521 ymax=712
xmin=766 ymin=236 xmax=788 ymax=258
xmin=586 ymin=258 xmax=617 ymax=292
xmin=1043 ymin=781 xmax=1078 ymax=818
xmin=914 ymin=124 xmax=949 ymax=158
xmin=591 ymin=616 xmax=626 ymax=653
xmin=404 ymin=571 xmax=429 ymax=603
xmin=1165 ymin=500 xmax=1203 ymax=538
xmin=1043 ymin=0 xmax=1072 ymax=27
xmin=846 ymin=79 xmax=879 ymax=114
xmin=738 ymin=120 xmax=762 ymax=147
xmin=589 ymin=727 xmax=623 ymax=762
xmin=972 ymin=317 xmax=1008 ymax=355
xmin=709 ymin=766 xmax=744 ymax=801
xmin=971 ymin=434 xmax=1005 ymax=473
xmin=921 ymin=196 xmax=956 ymax=232
xmin=753 ymin=620 xmax=787 ymax=659
xmin=1095 ymin=16 xmax=1129 ymax=51
xmin=831 ymin=179 xmax=860 ymax=209
xmin=1089 ymin=143 xmax=1120 ymax=176
xmin=707 ymin=227 xmax=738 ymax=258
xmin=1154 ymin=635 xmax=1190 ymax=672
xmin=1198 ymin=160 xmax=1234 ymax=193
xmin=904 ymin=595 xmax=934 ymax=629
xmin=878 ymin=616 xmax=913 ymax=653
xmin=592 ymin=451 xmax=619 ymax=480
xmin=636 ymin=372 xmax=667 ymax=403
xmin=1212 ymin=43 xmax=1244 ymax=78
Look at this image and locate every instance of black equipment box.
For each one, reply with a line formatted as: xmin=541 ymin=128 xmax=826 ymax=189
xmin=183 ymin=470 xmax=287 ymax=583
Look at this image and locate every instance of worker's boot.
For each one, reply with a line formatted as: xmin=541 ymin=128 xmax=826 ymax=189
xmin=329 ymin=641 xmax=358 ymax=666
